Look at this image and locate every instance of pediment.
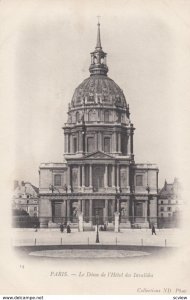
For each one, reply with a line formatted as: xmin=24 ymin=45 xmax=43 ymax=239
xmin=83 ymin=151 xmax=114 ymax=160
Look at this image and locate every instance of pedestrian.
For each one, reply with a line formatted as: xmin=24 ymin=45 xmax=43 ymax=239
xmin=67 ymin=224 xmax=71 ymax=233
xmin=104 ymin=223 xmax=107 ymax=231
xmin=152 ymin=224 xmax=156 ymax=235
xmin=34 ymin=224 xmax=37 ymax=232
xmin=60 ymin=223 xmax=64 ymax=233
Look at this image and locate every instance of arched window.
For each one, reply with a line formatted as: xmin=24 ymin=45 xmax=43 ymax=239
xmin=76 ymin=112 xmax=80 ymax=123
xmin=88 ymin=109 xmax=97 ymax=122
xmin=73 ymin=137 xmax=77 ymax=153
xmin=104 ymin=137 xmax=111 ymax=153
xmin=104 ymin=110 xmax=109 ymax=122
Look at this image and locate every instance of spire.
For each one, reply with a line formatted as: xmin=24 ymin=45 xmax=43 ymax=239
xmin=96 ymin=22 xmax=102 ymax=50
xmin=89 ymin=20 xmax=109 ymax=76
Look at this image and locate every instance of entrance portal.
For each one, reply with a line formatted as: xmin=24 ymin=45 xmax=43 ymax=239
xmin=92 ymin=200 xmax=105 ymax=225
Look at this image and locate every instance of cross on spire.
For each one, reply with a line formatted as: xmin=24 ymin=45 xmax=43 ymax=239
xmin=89 ymin=19 xmax=108 ymax=76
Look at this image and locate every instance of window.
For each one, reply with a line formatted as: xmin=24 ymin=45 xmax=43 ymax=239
xmin=136 ymin=175 xmax=143 ymax=186
xmin=168 ymin=199 xmax=171 ymax=204
xmin=167 ymin=207 xmax=171 ymax=211
xmin=73 ymin=137 xmax=77 ymax=153
xmin=121 ymin=133 xmax=127 ymax=155
xmin=161 ymin=213 xmax=163 ymax=217
xmin=108 ymin=165 xmax=112 ymax=187
xmin=161 ymin=200 xmax=163 ymax=204
xmin=104 ymin=110 xmax=109 ymax=122
xmin=87 ymin=137 xmax=94 ymax=153
xmin=104 ymin=137 xmax=111 ymax=153
xmin=168 ymin=213 xmax=171 ymax=217
xmin=76 ymin=112 xmax=80 ymax=123
xmin=160 ymin=207 xmax=164 ymax=212
xmin=85 ymin=165 xmax=89 ymax=187
xmin=34 ymin=207 xmax=37 ymax=211
xmin=135 ymin=202 xmax=143 ymax=217
xmin=54 ymin=174 xmax=61 ymax=186
xmin=88 ymin=109 xmax=96 ymax=121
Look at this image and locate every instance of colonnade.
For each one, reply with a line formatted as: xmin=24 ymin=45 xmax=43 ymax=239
xmin=67 ymin=164 xmax=123 ymax=191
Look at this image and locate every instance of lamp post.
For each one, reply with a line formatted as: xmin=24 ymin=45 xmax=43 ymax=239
xmin=96 ymin=214 xmax=100 ymax=243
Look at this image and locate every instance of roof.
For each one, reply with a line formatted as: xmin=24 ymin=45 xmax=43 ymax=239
xmin=71 ymin=75 xmax=127 ymax=109
xmin=159 ymin=178 xmax=180 ymax=198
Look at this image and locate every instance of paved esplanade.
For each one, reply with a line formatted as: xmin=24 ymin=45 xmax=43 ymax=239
xmin=12 ymin=228 xmax=182 ymax=247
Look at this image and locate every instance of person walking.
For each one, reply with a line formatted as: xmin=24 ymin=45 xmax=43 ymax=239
xmin=67 ymin=224 xmax=71 ymax=234
xmin=152 ymin=224 xmax=156 ymax=235
xmin=60 ymin=223 xmax=64 ymax=233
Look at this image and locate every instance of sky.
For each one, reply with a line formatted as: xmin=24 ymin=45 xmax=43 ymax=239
xmin=1 ymin=0 xmax=190 ymax=189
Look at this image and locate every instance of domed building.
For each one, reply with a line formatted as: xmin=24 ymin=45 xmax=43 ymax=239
xmin=39 ymin=23 xmax=159 ymax=229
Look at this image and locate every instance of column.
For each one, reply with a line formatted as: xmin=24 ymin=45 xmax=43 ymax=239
xmin=89 ymin=199 xmax=93 ymax=224
xmin=89 ymin=164 xmax=92 ymax=188
xmin=117 ymin=197 xmax=120 ymax=213
xmin=96 ymin=132 xmax=98 ymax=151
xmin=127 ymin=132 xmax=131 ymax=155
xmin=78 ymin=199 xmax=82 ymax=213
xmin=67 ymin=165 xmax=71 ymax=191
xmin=82 ymin=200 xmax=85 ymax=220
xmin=104 ymin=165 xmax=108 ymax=188
xmin=68 ymin=134 xmax=70 ymax=153
xmin=118 ymin=133 xmax=121 ymax=153
xmin=82 ymin=165 xmax=85 ymax=188
xmin=116 ymin=165 xmax=120 ymax=189
xmin=64 ymin=134 xmax=67 ymax=153
xmin=70 ymin=135 xmax=73 ymax=153
xmin=62 ymin=200 xmax=67 ymax=223
xmin=112 ymin=199 xmax=116 ymax=216
xmin=105 ymin=199 xmax=108 ymax=224
xmin=131 ymin=132 xmax=134 ymax=154
xmin=132 ymin=199 xmax=135 ymax=224
xmin=114 ymin=132 xmax=117 ymax=152
xmin=144 ymin=200 xmax=148 ymax=222
xmin=99 ymin=132 xmax=102 ymax=151
xmin=78 ymin=131 xmax=83 ymax=153
xmin=67 ymin=199 xmax=70 ymax=223
xmin=78 ymin=165 xmax=81 ymax=187
xmin=112 ymin=165 xmax=115 ymax=188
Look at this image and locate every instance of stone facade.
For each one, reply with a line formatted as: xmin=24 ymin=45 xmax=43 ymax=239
xmin=158 ymin=178 xmax=182 ymax=227
xmin=38 ymin=23 xmax=159 ymax=229
xmin=13 ymin=181 xmax=39 ymax=217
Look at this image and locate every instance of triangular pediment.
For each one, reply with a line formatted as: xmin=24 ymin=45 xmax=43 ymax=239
xmin=83 ymin=151 xmax=115 ymax=160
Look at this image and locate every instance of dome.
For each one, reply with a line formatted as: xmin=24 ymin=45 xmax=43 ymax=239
xmin=71 ymin=75 xmax=127 ymax=109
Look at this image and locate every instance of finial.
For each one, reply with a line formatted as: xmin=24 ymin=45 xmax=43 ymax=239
xmin=96 ymin=16 xmax=102 ymax=49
